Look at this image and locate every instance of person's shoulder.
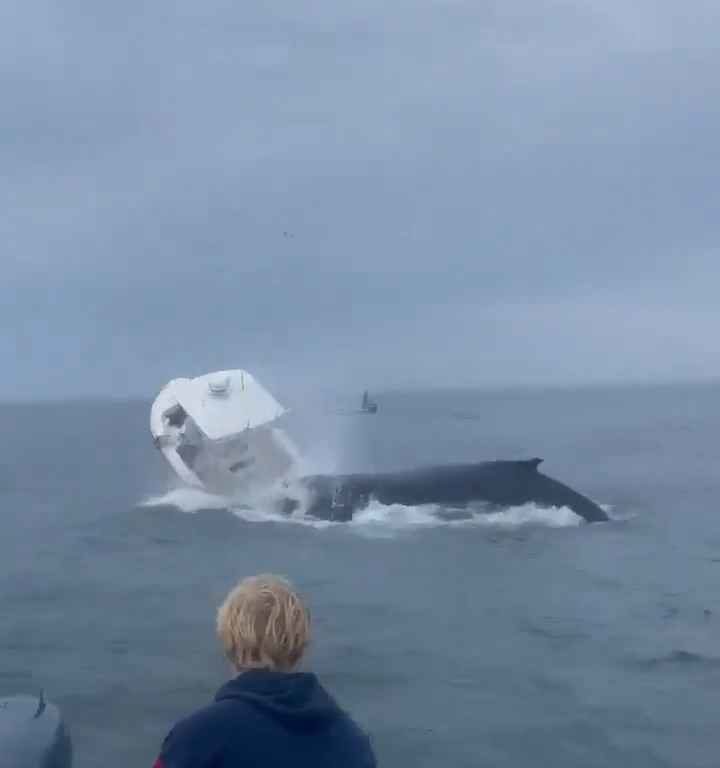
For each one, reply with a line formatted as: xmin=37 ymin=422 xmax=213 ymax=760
xmin=329 ymin=707 xmax=377 ymax=766
xmin=177 ymin=695 xmax=257 ymax=731
xmin=159 ymin=698 xmax=255 ymax=759
xmin=338 ymin=726 xmax=377 ymax=767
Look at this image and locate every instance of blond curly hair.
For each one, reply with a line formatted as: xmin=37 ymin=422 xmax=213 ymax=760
xmin=216 ymin=574 xmax=311 ymax=671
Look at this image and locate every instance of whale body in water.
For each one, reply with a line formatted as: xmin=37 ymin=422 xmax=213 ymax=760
xmin=289 ymin=458 xmax=608 ymax=524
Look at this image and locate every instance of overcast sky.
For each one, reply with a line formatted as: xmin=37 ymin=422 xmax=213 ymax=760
xmin=2 ymin=0 xmax=719 ymax=400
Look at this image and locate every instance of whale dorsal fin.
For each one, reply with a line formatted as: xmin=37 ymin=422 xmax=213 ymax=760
xmin=524 ymin=458 xmax=543 ymax=471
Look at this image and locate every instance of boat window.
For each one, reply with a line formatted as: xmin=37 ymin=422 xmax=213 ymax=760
xmin=165 ymin=405 xmax=187 ymax=428
xmin=229 ymin=457 xmax=256 ymax=473
xmin=177 ymin=443 xmax=200 ymax=468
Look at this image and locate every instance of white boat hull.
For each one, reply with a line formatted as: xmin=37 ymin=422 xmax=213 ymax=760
xmin=150 ymin=369 xmax=300 ymax=497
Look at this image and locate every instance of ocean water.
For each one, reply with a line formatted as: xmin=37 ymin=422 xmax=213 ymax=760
xmin=1 ymin=382 xmax=719 ymax=767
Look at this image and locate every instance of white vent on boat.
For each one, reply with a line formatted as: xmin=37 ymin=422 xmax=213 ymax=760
xmin=207 ymin=376 xmax=231 ymax=396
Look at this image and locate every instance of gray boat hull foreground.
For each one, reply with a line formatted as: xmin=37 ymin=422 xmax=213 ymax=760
xmin=0 ymin=692 xmax=72 ymax=768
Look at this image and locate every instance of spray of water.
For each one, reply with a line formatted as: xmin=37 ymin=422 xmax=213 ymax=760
xmin=139 ymin=486 xmax=587 ymax=532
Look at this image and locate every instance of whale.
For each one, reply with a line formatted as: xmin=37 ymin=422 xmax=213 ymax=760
xmin=0 ymin=691 xmax=72 ymax=768
xmin=147 ymin=371 xmax=609 ymax=525
xmin=285 ymin=458 xmax=608 ymax=523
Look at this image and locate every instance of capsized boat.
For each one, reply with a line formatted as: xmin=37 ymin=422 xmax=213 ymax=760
xmin=150 ymin=369 xmax=300 ymax=496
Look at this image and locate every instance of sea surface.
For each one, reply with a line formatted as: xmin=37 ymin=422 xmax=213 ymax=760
xmin=1 ymin=382 xmax=719 ymax=767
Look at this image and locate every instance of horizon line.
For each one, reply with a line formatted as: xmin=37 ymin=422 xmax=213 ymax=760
xmin=0 ymin=373 xmax=718 ymax=407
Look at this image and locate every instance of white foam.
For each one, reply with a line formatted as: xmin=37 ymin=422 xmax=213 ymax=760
xmin=473 ymin=503 xmax=583 ymax=528
xmin=349 ymin=501 xmax=446 ymax=528
xmin=139 ymin=486 xmax=338 ymax=528
xmin=230 ymin=505 xmax=338 ymax=529
xmin=349 ymin=500 xmax=582 ymax=530
xmin=140 ymin=487 xmax=230 ymax=514
xmin=139 ymin=488 xmax=584 ymax=532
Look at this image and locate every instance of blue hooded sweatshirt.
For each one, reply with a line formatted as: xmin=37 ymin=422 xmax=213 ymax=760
xmin=153 ymin=669 xmax=377 ymax=768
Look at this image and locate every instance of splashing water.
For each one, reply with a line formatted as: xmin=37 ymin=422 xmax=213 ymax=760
xmin=139 ymin=487 xmax=585 ymax=532
xmin=140 ymin=487 xmax=230 ymax=514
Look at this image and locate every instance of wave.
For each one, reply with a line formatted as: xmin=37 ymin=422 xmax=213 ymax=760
xmin=633 ymin=649 xmax=720 ymax=670
xmin=139 ymin=488 xmax=585 ymax=532
xmin=140 ymin=487 xmax=231 ymax=514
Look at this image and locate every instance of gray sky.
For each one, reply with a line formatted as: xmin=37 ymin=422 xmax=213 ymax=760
xmin=2 ymin=0 xmax=719 ymax=400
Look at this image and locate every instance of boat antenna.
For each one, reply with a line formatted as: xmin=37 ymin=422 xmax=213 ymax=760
xmin=34 ymin=690 xmax=46 ymax=719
